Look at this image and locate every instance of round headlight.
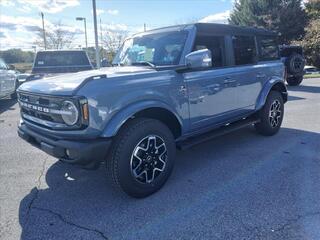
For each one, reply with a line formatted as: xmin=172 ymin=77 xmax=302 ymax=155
xmin=61 ymin=101 xmax=79 ymax=126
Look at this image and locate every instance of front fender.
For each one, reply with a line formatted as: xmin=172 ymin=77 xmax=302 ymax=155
xmin=256 ymin=78 xmax=287 ymax=110
xmin=101 ymin=100 xmax=182 ymax=138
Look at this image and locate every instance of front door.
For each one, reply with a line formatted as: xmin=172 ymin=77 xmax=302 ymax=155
xmin=183 ymin=34 xmax=240 ymax=131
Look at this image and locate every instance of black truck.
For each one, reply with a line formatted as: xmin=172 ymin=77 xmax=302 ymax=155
xmin=25 ymin=50 xmax=93 ymax=82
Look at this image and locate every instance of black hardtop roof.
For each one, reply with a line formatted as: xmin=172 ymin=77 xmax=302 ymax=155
xmin=143 ymin=23 xmax=277 ymax=37
xmin=194 ymin=23 xmax=277 ymax=36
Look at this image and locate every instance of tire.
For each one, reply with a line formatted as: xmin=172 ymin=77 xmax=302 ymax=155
xmin=255 ymin=91 xmax=284 ymax=136
xmin=9 ymin=79 xmax=18 ymax=99
xmin=285 ymin=53 xmax=305 ymax=75
xmin=106 ymin=118 xmax=176 ymax=198
xmin=286 ymin=75 xmax=303 ymax=86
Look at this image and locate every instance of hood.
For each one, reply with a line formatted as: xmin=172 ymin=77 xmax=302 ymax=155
xmin=18 ymin=66 xmax=156 ymax=96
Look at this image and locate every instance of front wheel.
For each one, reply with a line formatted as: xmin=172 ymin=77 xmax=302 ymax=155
xmin=106 ymin=118 xmax=176 ymax=198
xmin=255 ymin=91 xmax=284 ymax=136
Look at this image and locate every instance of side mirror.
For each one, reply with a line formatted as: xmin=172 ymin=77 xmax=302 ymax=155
xmin=185 ymin=49 xmax=212 ymax=69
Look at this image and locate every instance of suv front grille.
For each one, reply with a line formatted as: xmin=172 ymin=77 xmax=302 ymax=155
xmin=18 ymin=92 xmax=65 ymax=128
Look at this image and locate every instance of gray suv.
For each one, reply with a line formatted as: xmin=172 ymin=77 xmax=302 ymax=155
xmin=0 ymin=58 xmax=17 ymax=99
xmin=17 ymin=23 xmax=287 ymax=198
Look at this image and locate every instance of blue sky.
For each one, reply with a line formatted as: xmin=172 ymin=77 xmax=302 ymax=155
xmin=0 ymin=0 xmax=234 ymax=50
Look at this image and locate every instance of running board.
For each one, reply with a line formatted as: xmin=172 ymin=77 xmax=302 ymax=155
xmin=177 ymin=117 xmax=260 ymax=150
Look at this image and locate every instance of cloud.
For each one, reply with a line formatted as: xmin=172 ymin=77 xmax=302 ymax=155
xmin=107 ymin=9 xmax=119 ymax=15
xmin=0 ymin=31 xmax=7 ymax=38
xmin=199 ymin=10 xmax=230 ymax=24
xmin=0 ymin=15 xmax=51 ymax=32
xmin=17 ymin=5 xmax=32 ymax=13
xmin=0 ymin=0 xmax=15 ymax=7
xmin=91 ymin=9 xmax=105 ymax=16
xmin=101 ymin=23 xmax=128 ymax=32
xmin=17 ymin=0 xmax=80 ymax=14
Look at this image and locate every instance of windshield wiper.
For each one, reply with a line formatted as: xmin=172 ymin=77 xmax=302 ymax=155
xmin=131 ymin=61 xmax=156 ymax=68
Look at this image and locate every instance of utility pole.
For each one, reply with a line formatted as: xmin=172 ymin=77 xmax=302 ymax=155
xmin=100 ymin=18 xmax=104 ymax=59
xmin=40 ymin=12 xmax=47 ymax=50
xmin=76 ymin=17 xmax=88 ymax=50
xmin=92 ymin=0 xmax=100 ymax=68
xmin=144 ymin=23 xmax=146 ymax=32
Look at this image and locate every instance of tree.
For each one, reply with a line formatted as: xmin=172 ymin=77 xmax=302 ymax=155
xmin=101 ymin=29 xmax=128 ymax=61
xmin=305 ymin=0 xmax=320 ymax=20
xmin=297 ymin=0 xmax=320 ymax=67
xmin=34 ymin=21 xmax=75 ymax=50
xmin=229 ymin=0 xmax=307 ymax=44
xmin=0 ymin=49 xmax=34 ymax=63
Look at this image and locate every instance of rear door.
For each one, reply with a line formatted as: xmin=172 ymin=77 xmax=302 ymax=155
xmin=225 ymin=35 xmax=263 ymax=114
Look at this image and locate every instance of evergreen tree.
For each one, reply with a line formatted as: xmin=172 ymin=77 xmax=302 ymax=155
xmin=229 ymin=0 xmax=307 ymax=44
xmin=298 ymin=0 xmax=320 ymax=67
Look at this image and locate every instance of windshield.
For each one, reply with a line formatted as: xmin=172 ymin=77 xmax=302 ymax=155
xmin=113 ymin=31 xmax=188 ymax=67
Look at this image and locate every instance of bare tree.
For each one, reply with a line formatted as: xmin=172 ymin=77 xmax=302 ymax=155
xmin=101 ymin=29 xmax=128 ymax=60
xmin=35 ymin=21 xmax=76 ymax=50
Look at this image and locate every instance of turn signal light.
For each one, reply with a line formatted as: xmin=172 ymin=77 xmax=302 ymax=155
xmin=82 ymin=103 xmax=89 ymax=121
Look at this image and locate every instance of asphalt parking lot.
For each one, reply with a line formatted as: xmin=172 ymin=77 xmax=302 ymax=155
xmin=0 ymin=78 xmax=319 ymax=240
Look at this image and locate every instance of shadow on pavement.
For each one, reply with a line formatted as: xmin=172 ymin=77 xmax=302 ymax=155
xmin=288 ymin=84 xmax=320 ymax=94
xmin=287 ymin=95 xmax=305 ymax=101
xmin=0 ymin=98 xmax=17 ymax=115
xmin=19 ymin=127 xmax=320 ymax=240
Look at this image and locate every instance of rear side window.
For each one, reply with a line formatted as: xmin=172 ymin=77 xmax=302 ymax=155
xmin=258 ymin=36 xmax=279 ymax=61
xmin=232 ymin=35 xmax=257 ymax=65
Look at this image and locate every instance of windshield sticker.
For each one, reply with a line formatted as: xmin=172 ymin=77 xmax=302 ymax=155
xmin=38 ymin=61 xmax=44 ymax=65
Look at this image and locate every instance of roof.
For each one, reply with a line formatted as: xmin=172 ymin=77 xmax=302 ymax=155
xmin=37 ymin=50 xmax=86 ymax=53
xmin=139 ymin=23 xmax=277 ymax=37
xmin=194 ymin=23 xmax=277 ymax=36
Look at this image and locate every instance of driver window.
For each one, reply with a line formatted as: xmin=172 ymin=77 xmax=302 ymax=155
xmin=193 ymin=35 xmax=225 ymax=68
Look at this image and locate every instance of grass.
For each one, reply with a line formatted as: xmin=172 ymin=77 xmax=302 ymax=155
xmin=304 ymin=74 xmax=320 ymax=79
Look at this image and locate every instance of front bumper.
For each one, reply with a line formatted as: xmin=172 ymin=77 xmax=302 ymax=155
xmin=18 ymin=123 xmax=112 ymax=169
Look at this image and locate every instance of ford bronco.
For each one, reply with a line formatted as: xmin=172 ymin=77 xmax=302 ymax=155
xmin=17 ymin=23 xmax=287 ymax=198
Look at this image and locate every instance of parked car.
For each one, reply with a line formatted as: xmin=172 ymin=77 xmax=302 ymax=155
xmin=25 ymin=50 xmax=93 ymax=81
xmin=0 ymin=58 xmax=18 ymax=99
xmin=17 ymin=23 xmax=287 ymax=198
xmin=304 ymin=65 xmax=320 ymax=75
xmin=279 ymin=45 xmax=305 ymax=86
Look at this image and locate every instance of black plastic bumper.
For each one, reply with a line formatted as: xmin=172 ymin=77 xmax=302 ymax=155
xmin=18 ymin=123 xmax=112 ymax=169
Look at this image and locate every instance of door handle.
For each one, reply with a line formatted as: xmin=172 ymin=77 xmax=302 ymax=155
xmin=223 ymin=79 xmax=236 ymax=84
xmin=257 ymin=73 xmax=266 ymax=78
xmin=179 ymin=85 xmax=187 ymax=94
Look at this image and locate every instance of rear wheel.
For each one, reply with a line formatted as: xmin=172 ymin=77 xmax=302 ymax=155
xmin=286 ymin=53 xmax=305 ymax=75
xmin=255 ymin=91 xmax=284 ymax=136
xmin=286 ymin=75 xmax=303 ymax=86
xmin=106 ymin=118 xmax=176 ymax=198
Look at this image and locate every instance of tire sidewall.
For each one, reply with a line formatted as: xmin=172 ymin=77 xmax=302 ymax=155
xmin=287 ymin=54 xmax=305 ymax=75
xmin=287 ymin=76 xmax=303 ymax=86
xmin=256 ymin=91 xmax=284 ymax=135
xmin=113 ymin=119 xmax=175 ymax=197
